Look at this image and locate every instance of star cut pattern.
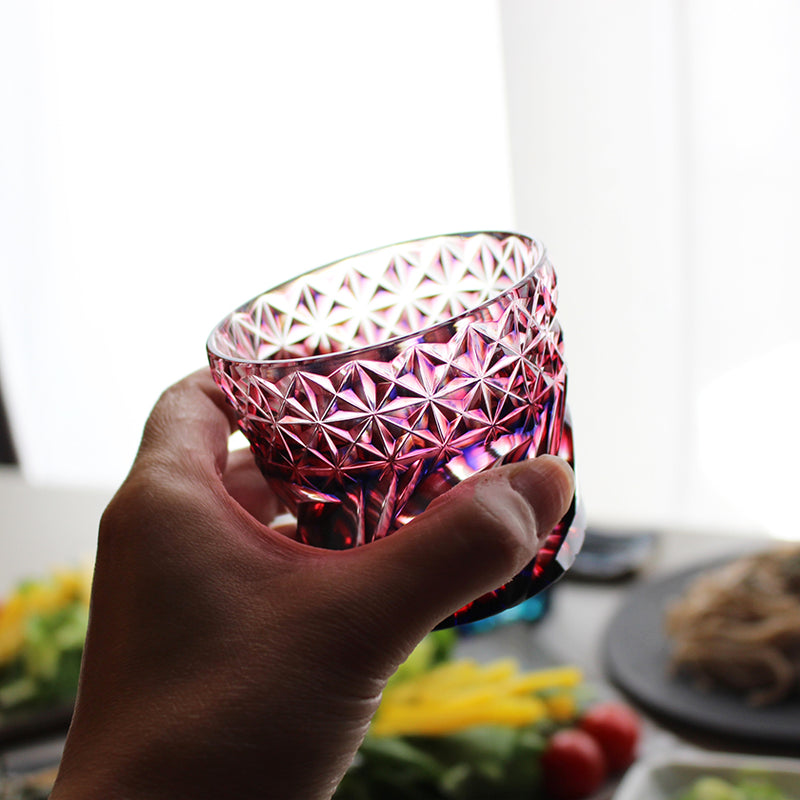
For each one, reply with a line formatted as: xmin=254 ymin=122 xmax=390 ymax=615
xmin=209 ymin=233 xmax=581 ymax=626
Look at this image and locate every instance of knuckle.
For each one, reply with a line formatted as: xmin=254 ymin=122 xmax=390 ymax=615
xmin=98 ymin=473 xmax=154 ymax=548
xmin=98 ymin=466 xmax=192 ymax=553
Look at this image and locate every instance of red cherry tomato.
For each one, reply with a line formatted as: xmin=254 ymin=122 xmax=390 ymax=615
xmin=579 ymin=701 xmax=641 ymax=772
xmin=541 ymin=728 xmax=607 ymax=800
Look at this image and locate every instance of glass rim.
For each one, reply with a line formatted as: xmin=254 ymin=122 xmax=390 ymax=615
xmin=206 ymin=230 xmax=549 ymax=370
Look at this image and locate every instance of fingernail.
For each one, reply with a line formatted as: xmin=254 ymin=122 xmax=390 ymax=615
xmin=508 ymin=456 xmax=575 ymax=537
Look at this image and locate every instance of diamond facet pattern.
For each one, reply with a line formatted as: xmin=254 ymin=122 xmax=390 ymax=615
xmin=208 ymin=232 xmax=584 ymax=626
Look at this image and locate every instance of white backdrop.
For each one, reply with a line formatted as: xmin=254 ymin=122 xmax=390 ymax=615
xmin=500 ymin=0 xmax=800 ymax=538
xmin=0 ymin=0 xmax=514 ymax=489
xmin=3 ymin=1 xmax=800 ymax=539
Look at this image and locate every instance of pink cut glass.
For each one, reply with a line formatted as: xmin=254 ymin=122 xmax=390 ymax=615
xmin=207 ymin=232 xmax=584 ymax=627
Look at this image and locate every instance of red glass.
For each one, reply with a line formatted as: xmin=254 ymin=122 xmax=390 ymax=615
xmin=207 ymin=232 xmax=584 ymax=626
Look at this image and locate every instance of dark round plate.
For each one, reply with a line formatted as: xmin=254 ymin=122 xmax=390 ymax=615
xmin=603 ymin=557 xmax=800 ymax=750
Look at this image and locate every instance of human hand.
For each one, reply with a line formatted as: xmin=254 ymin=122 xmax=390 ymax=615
xmin=51 ymin=369 xmax=574 ymax=800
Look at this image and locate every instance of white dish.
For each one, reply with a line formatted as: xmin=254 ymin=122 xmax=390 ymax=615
xmin=614 ymin=749 xmax=800 ymax=800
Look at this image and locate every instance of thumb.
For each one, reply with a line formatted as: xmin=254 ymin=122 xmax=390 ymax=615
xmin=346 ymin=455 xmax=575 ymax=641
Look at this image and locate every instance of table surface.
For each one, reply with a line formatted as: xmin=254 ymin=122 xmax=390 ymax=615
xmin=0 ymin=466 xmax=110 ymax=596
xmin=454 ymin=529 xmax=791 ymax=798
xmin=461 ymin=529 xmax=762 ymax=665
xmin=0 ymin=468 xmax=790 ymax=787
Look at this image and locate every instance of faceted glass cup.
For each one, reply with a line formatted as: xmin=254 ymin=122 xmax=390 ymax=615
xmin=207 ymin=232 xmax=584 ymax=626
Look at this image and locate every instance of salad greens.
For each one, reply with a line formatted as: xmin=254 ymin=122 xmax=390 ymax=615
xmin=0 ymin=568 xmax=91 ymax=717
xmin=675 ymin=775 xmax=799 ymax=800
xmin=334 ymin=631 xmax=589 ymax=800
xmin=334 ymin=724 xmax=547 ymax=800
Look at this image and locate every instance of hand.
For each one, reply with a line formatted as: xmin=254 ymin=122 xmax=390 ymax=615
xmin=51 ymin=369 xmax=574 ymax=800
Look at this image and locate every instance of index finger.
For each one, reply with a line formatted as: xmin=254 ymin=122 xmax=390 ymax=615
xmin=135 ymin=367 xmax=240 ymax=482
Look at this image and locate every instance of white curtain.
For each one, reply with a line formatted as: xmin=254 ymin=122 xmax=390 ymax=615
xmin=501 ymin=0 xmax=800 ymax=538
xmin=0 ymin=0 xmax=514 ymax=488
xmin=3 ymin=0 xmax=799 ymax=539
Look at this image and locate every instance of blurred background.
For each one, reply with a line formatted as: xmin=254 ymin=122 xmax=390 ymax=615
xmin=2 ymin=0 xmax=799 ymax=576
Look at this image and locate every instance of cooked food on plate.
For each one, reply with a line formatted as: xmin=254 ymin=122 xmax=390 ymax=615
xmin=665 ymin=545 xmax=800 ymax=706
